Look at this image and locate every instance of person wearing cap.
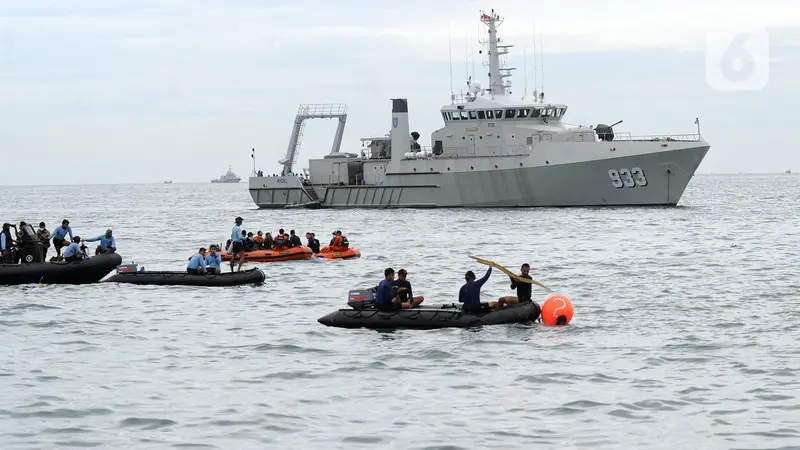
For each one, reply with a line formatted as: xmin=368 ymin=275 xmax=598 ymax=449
xmin=37 ymin=222 xmax=51 ymax=260
xmin=62 ymin=236 xmax=85 ymax=262
xmin=86 ymin=229 xmax=116 ymax=255
xmin=393 ymin=269 xmax=425 ymax=308
xmin=50 ymin=219 xmax=74 ymax=258
xmin=205 ymin=245 xmax=222 ymax=274
xmin=187 ymin=247 xmax=208 ymax=274
xmin=321 ymin=230 xmax=349 ymax=253
xmin=230 ymin=217 xmax=246 ymax=272
xmin=1 ymin=223 xmax=15 ymax=263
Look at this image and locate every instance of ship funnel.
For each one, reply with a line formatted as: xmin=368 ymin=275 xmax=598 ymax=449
xmin=390 ymin=99 xmax=410 ymax=162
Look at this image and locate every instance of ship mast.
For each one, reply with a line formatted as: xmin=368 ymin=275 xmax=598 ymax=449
xmin=479 ymin=9 xmax=514 ymax=98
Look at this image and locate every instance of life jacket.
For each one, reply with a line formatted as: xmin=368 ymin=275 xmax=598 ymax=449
xmin=274 ymin=235 xmax=286 ymax=247
xmin=339 ymin=235 xmax=349 ymax=248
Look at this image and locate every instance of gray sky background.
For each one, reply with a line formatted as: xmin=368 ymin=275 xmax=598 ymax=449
xmin=1 ymin=0 xmax=798 ymax=185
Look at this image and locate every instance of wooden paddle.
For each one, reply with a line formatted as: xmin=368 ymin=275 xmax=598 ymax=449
xmin=469 ymin=255 xmax=552 ymax=292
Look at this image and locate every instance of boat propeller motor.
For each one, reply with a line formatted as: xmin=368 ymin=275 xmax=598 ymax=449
xmin=594 ymin=120 xmax=623 ymax=142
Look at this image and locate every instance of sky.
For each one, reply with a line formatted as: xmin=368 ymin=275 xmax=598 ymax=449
xmin=1 ymin=0 xmax=798 ymax=185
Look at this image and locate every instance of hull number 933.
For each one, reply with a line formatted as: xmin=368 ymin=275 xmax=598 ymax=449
xmin=608 ymin=167 xmax=647 ymax=188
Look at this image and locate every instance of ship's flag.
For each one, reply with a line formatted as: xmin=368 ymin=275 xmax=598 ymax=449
xmin=481 ymin=13 xmax=491 ymax=20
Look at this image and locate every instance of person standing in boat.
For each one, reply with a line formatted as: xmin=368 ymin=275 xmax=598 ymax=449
xmin=86 ymin=229 xmax=116 ymax=255
xmin=393 ymin=269 xmax=425 ymax=308
xmin=230 ymin=217 xmax=246 ymax=272
xmin=459 ymin=267 xmax=498 ymax=313
xmin=497 ymin=263 xmax=533 ymax=307
xmin=205 ymin=245 xmax=222 ymax=274
xmin=1 ymin=223 xmax=14 ymax=263
xmin=50 ymin=219 xmax=74 ymax=258
xmin=37 ymin=222 xmax=51 ymax=260
xmin=289 ymin=230 xmax=302 ymax=248
xmin=305 ymin=232 xmax=320 ymax=253
xmin=187 ymin=247 xmax=208 ymax=274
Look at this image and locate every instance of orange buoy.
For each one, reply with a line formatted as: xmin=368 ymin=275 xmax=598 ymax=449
xmin=541 ymin=294 xmax=574 ymax=326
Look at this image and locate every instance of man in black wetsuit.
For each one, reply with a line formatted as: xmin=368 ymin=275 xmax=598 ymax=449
xmin=305 ymin=232 xmax=320 ymax=253
xmin=498 ymin=263 xmax=533 ymax=306
xmin=392 ymin=269 xmax=424 ymax=308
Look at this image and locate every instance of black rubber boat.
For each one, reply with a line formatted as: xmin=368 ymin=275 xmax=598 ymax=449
xmin=104 ymin=267 xmax=265 ymax=286
xmin=0 ymin=253 xmax=123 ymax=285
xmin=318 ymin=289 xmax=541 ymax=329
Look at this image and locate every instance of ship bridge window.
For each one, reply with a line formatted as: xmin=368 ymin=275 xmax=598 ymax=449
xmin=505 ymin=109 xmax=517 ymax=119
xmin=460 ymin=111 xmax=469 ymax=120
xmin=486 ymin=110 xmax=494 ymax=119
xmin=495 ymin=109 xmax=503 ymax=119
xmin=556 ymin=108 xmax=565 ymax=118
xmin=518 ymin=108 xmax=531 ymax=118
xmin=442 ymin=112 xmax=448 ymax=121
xmin=468 ymin=111 xmax=477 ymax=120
xmin=531 ymin=108 xmax=541 ymax=118
xmin=477 ymin=110 xmax=486 ymax=119
xmin=451 ymin=112 xmax=459 ymax=120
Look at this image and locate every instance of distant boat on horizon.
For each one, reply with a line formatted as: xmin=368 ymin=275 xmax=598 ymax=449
xmin=164 ymin=180 xmax=173 ymax=184
xmin=787 ymin=169 xmax=792 ymax=174
xmin=211 ymin=165 xmax=241 ymax=183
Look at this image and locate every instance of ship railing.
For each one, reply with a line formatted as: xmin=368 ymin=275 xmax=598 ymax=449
xmin=607 ymin=133 xmax=703 ymax=142
xmin=296 ymin=103 xmax=348 ymax=118
xmin=450 ymin=93 xmax=478 ymax=105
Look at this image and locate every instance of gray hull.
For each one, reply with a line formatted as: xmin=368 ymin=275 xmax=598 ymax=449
xmin=250 ymin=144 xmax=709 ymax=208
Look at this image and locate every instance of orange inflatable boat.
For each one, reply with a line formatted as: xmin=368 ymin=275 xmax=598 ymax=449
xmin=214 ymin=246 xmax=313 ymax=263
xmin=315 ymin=247 xmax=361 ymax=260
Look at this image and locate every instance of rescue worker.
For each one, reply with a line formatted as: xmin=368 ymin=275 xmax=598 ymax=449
xmin=497 ymin=263 xmax=533 ymax=306
xmin=37 ymin=222 xmax=51 ymax=260
xmin=458 ymin=266 xmax=499 ymax=313
xmin=273 ymin=229 xmax=288 ymax=251
xmin=254 ymin=231 xmax=264 ymax=249
xmin=306 ymin=232 xmax=320 ymax=253
xmin=322 ymin=230 xmax=349 ymax=253
xmin=187 ymin=247 xmax=208 ymax=274
xmin=63 ymin=236 xmax=85 ymax=262
xmin=1 ymin=223 xmax=14 ymax=263
xmin=50 ymin=219 xmax=74 ymax=258
xmin=230 ymin=217 xmax=246 ymax=272
xmin=86 ymin=229 xmax=116 ymax=255
xmin=205 ymin=244 xmax=222 ymax=274
xmin=289 ymin=230 xmax=302 ymax=248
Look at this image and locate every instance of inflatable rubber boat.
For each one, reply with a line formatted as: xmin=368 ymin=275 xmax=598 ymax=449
xmin=315 ymin=247 xmax=361 ymax=260
xmin=104 ymin=266 xmax=265 ymax=286
xmin=0 ymin=253 xmax=123 ymax=285
xmin=212 ymin=246 xmax=313 ymax=263
xmin=317 ymin=289 xmax=541 ymax=329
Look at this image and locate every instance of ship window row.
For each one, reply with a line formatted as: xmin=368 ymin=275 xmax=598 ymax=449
xmin=442 ymin=107 xmax=565 ymax=122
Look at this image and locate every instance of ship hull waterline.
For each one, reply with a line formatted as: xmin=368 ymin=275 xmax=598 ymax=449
xmin=250 ymin=144 xmax=709 ymax=208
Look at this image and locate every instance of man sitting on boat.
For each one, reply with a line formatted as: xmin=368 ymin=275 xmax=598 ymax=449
xmin=273 ymin=229 xmax=288 ymax=251
xmin=393 ymin=269 xmax=425 ymax=308
xmin=459 ymin=267 xmax=498 ymax=313
xmin=63 ymin=237 xmax=86 ymax=262
xmin=86 ymin=229 xmax=117 ymax=255
xmin=497 ymin=263 xmax=532 ymax=307
xmin=321 ymin=230 xmax=349 ymax=253
xmin=289 ymin=230 xmax=302 ymax=248
xmin=261 ymin=233 xmax=274 ymax=250
xmin=375 ymin=267 xmax=406 ymax=311
xmin=187 ymin=247 xmax=208 ymax=274
xmin=205 ymin=245 xmax=222 ymax=274
xmin=253 ymin=231 xmax=264 ymax=249
xmin=244 ymin=232 xmax=256 ymax=252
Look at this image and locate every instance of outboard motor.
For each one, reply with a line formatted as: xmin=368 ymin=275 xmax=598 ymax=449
xmin=347 ymin=289 xmax=376 ymax=309
xmin=19 ymin=224 xmax=44 ymax=263
xmin=594 ymin=120 xmax=623 ymax=142
xmin=116 ymin=263 xmax=139 ymax=274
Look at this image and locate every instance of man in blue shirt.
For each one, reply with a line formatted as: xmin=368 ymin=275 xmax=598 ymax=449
xmin=86 ymin=229 xmax=116 ymax=255
xmin=63 ymin=236 xmax=85 ymax=262
xmin=51 ymin=219 xmax=73 ymax=258
xmin=375 ymin=267 xmax=403 ymax=311
xmin=187 ymin=247 xmax=208 ymax=275
xmin=205 ymin=245 xmax=222 ymax=274
xmin=230 ymin=216 xmax=245 ymax=272
xmin=459 ymin=267 xmax=496 ymax=313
